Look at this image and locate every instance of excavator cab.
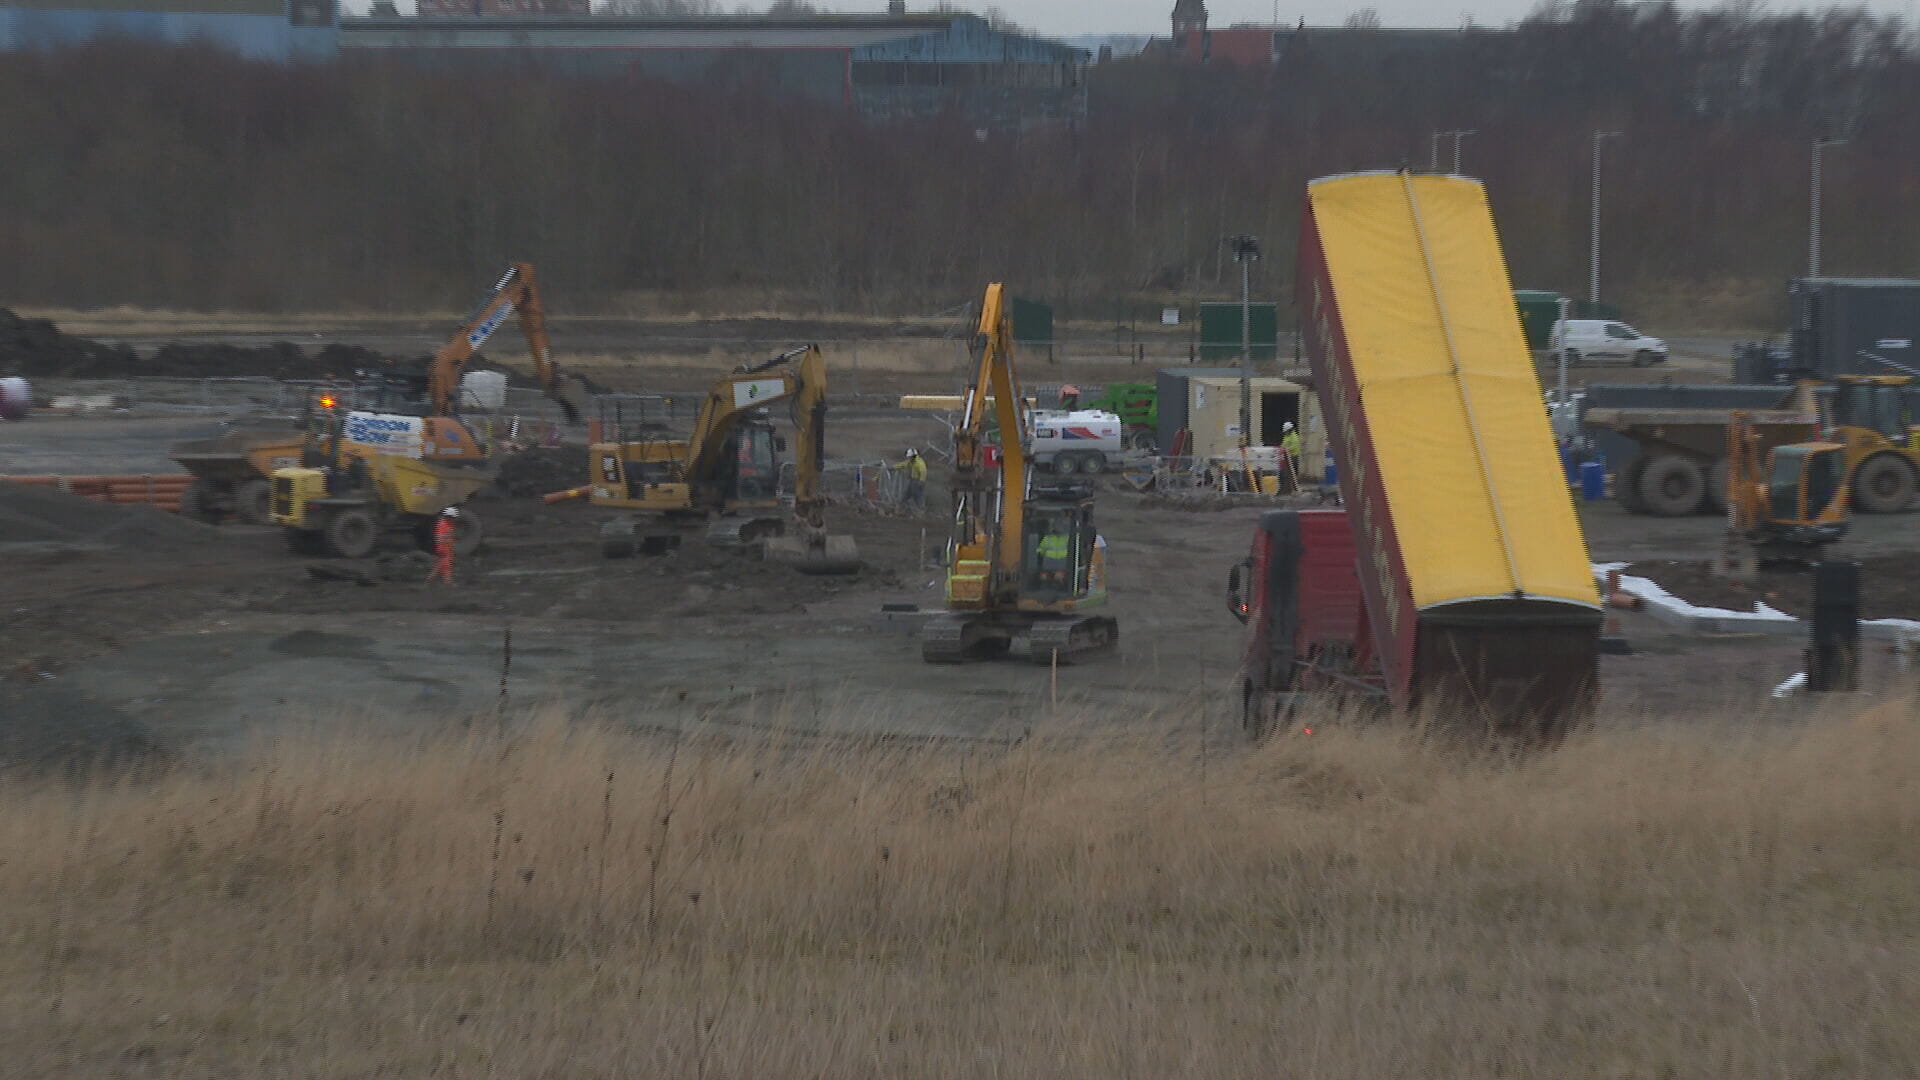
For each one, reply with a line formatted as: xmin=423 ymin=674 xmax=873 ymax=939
xmin=719 ymin=413 xmax=782 ymax=504
xmin=1018 ymin=497 xmax=1100 ymax=604
xmin=1765 ymin=442 xmax=1850 ymax=538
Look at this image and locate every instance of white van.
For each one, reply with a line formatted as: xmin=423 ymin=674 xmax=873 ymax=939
xmin=1552 ymin=319 xmax=1668 ymax=367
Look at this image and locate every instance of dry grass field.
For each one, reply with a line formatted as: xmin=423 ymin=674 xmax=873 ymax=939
xmin=3 ymin=697 xmax=1918 ymax=1078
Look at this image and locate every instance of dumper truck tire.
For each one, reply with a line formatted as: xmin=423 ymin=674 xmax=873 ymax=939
xmin=1852 ymin=454 xmax=1917 ymax=514
xmin=452 ymin=508 xmax=484 ymax=556
xmin=324 ymin=509 xmax=378 ymax=559
xmin=179 ymin=479 xmax=222 ymax=524
xmin=1637 ymin=455 xmax=1705 ymax=517
xmin=1614 ymin=455 xmax=1650 ymax=514
xmin=235 ymin=478 xmax=273 ymax=525
xmin=1704 ymin=457 xmax=1729 ymax=513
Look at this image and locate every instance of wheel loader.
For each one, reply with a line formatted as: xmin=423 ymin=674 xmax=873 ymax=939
xmin=588 ymin=344 xmax=859 ymax=574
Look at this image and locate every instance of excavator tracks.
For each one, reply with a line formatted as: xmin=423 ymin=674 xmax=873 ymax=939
xmin=1021 ymin=615 xmax=1119 ymax=664
xmin=920 ymin=613 xmax=1117 ymax=664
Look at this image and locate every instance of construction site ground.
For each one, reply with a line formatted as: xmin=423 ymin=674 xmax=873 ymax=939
xmin=6 ymin=402 xmax=1920 ymax=768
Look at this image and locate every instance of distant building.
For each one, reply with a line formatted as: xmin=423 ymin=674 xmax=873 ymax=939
xmin=0 ymin=0 xmax=338 ymax=61
xmin=416 ymin=0 xmax=586 ymax=17
xmin=1144 ymin=0 xmax=1486 ymax=70
xmin=340 ymin=11 xmax=1089 ymax=131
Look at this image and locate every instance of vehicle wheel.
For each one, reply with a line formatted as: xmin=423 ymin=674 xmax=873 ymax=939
xmin=1563 ymin=348 xmax=1582 ymax=366
xmin=1632 ymin=350 xmax=1655 ymax=368
xmin=234 ymin=478 xmax=273 ymax=525
xmin=450 ymin=507 xmax=483 ymax=556
xmin=1636 ymin=455 xmax=1706 ymax=517
xmin=1241 ymin=682 xmax=1270 ymax=743
xmin=1127 ymin=429 xmax=1158 ymax=453
xmin=285 ymin=528 xmax=326 ymax=555
xmin=1852 ymin=454 xmax=1918 ymax=514
xmin=1704 ymin=457 xmax=1729 ymax=512
xmin=323 ymin=508 xmax=378 ymax=559
xmin=179 ymin=479 xmax=223 ymax=524
xmin=1076 ymin=452 xmax=1104 ymax=475
xmin=1054 ymin=455 xmax=1081 ymax=475
xmin=1615 ymin=455 xmax=1650 ymax=514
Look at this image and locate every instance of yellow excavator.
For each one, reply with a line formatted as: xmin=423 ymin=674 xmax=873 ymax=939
xmin=1715 ymin=408 xmax=1850 ymax=580
xmin=589 ymin=344 xmax=858 ymax=574
xmin=922 ymin=284 xmax=1117 ymax=663
xmin=270 ymin=262 xmax=587 ymax=557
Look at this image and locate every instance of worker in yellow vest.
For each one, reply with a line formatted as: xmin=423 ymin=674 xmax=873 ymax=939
xmin=1279 ymin=421 xmax=1303 ymax=492
xmin=1035 ymin=529 xmax=1072 ymax=587
xmin=892 ymin=448 xmax=928 ymax=511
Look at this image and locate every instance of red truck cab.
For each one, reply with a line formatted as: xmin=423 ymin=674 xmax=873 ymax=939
xmin=1228 ymin=509 xmax=1379 ymax=738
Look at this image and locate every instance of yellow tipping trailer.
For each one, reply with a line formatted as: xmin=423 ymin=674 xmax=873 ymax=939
xmin=1297 ymin=172 xmax=1602 ymax=732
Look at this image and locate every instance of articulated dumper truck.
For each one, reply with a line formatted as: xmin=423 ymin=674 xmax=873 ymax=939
xmin=1231 ymin=172 xmax=1603 ymax=741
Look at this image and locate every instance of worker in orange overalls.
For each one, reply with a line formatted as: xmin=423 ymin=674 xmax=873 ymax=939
xmin=428 ymin=506 xmax=459 ymax=585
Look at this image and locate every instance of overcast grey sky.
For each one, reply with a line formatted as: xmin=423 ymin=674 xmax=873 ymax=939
xmin=344 ymin=1 xmax=1920 ymax=37
xmin=1011 ymin=0 xmax=1920 ymax=36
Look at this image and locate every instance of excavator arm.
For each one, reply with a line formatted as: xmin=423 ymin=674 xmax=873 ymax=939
xmin=952 ymin=283 xmax=1030 ymax=598
xmin=429 ymin=262 xmax=584 ymax=424
xmin=680 ymin=345 xmax=813 ymax=504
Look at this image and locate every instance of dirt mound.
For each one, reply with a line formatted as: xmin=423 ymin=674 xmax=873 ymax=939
xmin=0 ymin=485 xmax=225 ymax=550
xmin=0 ymin=308 xmax=139 ymax=379
xmin=1628 ymin=556 xmax=1920 ymax=621
xmin=493 ymin=444 xmax=590 ymax=497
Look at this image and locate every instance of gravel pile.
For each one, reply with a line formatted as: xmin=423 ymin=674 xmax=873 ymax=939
xmin=0 ymin=484 xmax=225 ymax=550
xmin=0 ymin=308 xmax=138 ymax=378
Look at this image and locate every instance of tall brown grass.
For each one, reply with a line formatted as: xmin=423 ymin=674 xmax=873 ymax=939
xmin=3 ymin=701 xmax=1918 ymax=1077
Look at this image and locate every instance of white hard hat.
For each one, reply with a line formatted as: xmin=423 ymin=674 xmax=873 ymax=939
xmin=1282 ymin=421 xmax=1296 ymax=431
xmin=442 ymin=506 xmax=460 ymax=518
xmin=906 ymin=448 xmax=918 ymax=457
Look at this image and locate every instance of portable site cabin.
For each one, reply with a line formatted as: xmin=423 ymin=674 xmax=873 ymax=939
xmin=1154 ymin=367 xmax=1325 ymax=469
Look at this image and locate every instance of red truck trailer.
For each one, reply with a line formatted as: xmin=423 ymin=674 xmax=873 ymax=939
xmin=1240 ymin=172 xmax=1603 ymax=740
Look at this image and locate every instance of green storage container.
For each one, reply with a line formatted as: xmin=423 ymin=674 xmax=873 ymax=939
xmin=1199 ymin=301 xmax=1277 ymax=366
xmin=1010 ymin=296 xmax=1053 ymax=346
xmin=1514 ymin=290 xmax=1564 ymax=350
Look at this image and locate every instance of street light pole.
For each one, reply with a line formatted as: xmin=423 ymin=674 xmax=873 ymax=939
xmin=1811 ymin=137 xmax=1846 ymax=278
xmin=1227 ymin=234 xmax=1261 ymax=451
xmin=1589 ymin=130 xmax=1621 ymax=309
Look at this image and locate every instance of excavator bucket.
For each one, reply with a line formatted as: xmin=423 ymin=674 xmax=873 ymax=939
xmin=764 ymin=533 xmax=860 ymax=575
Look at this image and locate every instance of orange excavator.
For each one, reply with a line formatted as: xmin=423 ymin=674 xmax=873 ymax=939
xmin=330 ymin=261 xmax=584 ymax=464
xmin=270 ymin=263 xmax=586 ymax=557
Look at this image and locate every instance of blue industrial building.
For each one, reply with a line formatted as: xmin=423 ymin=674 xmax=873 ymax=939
xmin=0 ymin=6 xmax=1084 ymax=128
xmin=339 ymin=13 xmax=1088 ymax=129
xmin=0 ymin=0 xmax=337 ymax=61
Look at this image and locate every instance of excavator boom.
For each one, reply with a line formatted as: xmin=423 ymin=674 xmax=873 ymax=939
xmin=430 ymin=262 xmax=584 ymax=425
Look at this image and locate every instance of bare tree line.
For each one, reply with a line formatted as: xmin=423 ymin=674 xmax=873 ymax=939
xmin=0 ymin=0 xmax=1916 ymax=325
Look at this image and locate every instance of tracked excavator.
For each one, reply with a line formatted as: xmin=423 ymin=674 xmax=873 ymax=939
xmin=921 ymin=284 xmax=1117 ymax=664
xmin=589 ymin=344 xmax=859 ymax=574
xmin=270 ymin=262 xmax=587 ymax=557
